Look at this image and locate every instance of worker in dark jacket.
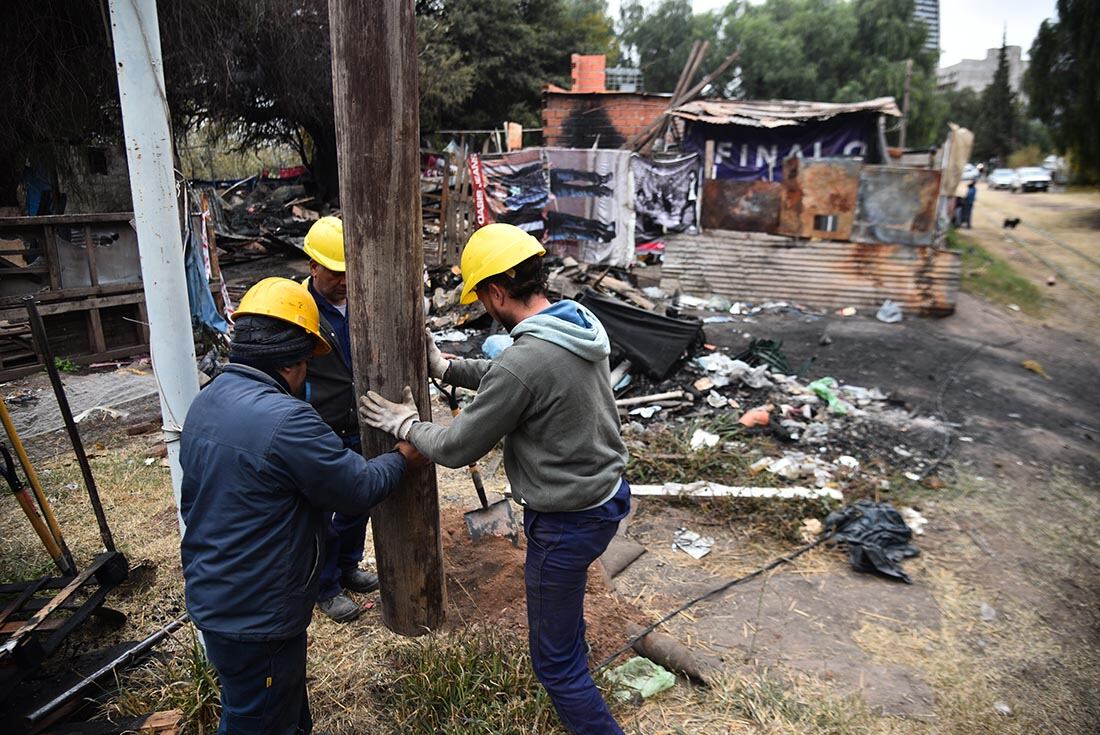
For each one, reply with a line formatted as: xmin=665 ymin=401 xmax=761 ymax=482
xmin=360 ymin=224 xmax=629 ymax=735
xmin=300 ymin=216 xmax=376 ymax=622
xmin=180 ymin=277 xmax=423 ymax=735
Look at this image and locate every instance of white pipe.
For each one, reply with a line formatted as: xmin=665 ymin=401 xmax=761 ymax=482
xmin=108 ymin=0 xmax=199 ymax=536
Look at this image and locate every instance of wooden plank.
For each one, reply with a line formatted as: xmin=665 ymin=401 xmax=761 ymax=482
xmin=0 ymin=212 xmax=134 ymax=227
xmin=35 ymin=292 xmax=145 ymax=317
xmin=0 ymin=558 xmax=106 ymax=654
xmin=82 ymin=225 xmax=100 ymax=287
xmin=329 ymin=0 xmax=446 ymax=636
xmin=87 ymin=309 xmax=107 ymax=354
xmin=44 ymin=225 xmax=62 ymax=292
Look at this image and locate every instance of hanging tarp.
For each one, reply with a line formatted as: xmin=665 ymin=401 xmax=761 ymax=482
xmin=631 ymin=153 xmax=701 ymax=241
xmin=544 ymin=148 xmax=635 ymax=267
xmin=576 ymin=289 xmax=702 ymax=379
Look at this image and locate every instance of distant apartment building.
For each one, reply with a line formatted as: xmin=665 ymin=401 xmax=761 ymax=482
xmin=938 ymin=46 xmax=1028 ymax=95
xmin=913 ymin=0 xmax=940 ymax=54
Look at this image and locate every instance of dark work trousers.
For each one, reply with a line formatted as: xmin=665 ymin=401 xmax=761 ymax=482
xmin=203 ymin=630 xmax=312 ymax=735
xmin=524 ymin=479 xmax=631 ymax=735
xmin=317 ymin=435 xmax=369 ymax=601
xmin=317 ymin=510 xmax=370 ymax=600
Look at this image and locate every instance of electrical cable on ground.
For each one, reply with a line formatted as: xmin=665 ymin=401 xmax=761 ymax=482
xmin=594 ymin=533 xmax=833 ymax=672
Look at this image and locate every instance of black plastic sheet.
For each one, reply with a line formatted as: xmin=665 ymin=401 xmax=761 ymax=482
xmin=577 ymin=289 xmax=703 ymax=379
xmin=824 ymin=500 xmax=920 ymax=583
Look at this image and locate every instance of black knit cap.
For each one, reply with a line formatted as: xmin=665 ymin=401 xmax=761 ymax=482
xmin=230 ymin=314 xmax=316 ymax=367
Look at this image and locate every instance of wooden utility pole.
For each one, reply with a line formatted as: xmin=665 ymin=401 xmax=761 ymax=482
xmin=899 ymin=58 xmax=914 ymax=151
xmin=328 ymin=0 xmax=446 ymax=635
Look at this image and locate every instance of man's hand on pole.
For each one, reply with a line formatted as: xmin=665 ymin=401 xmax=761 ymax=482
xmin=394 ymin=440 xmax=431 ymax=468
xmin=359 ymin=386 xmax=420 ymax=440
xmin=425 ymin=328 xmax=452 ymax=380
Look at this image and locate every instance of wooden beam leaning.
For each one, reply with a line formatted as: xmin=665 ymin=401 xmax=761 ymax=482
xmin=327 ymin=0 xmax=446 ymax=635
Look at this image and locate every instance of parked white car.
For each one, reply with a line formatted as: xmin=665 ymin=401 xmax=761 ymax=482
xmin=1015 ymin=167 xmax=1052 ymax=192
xmin=988 ymin=168 xmax=1020 ymax=190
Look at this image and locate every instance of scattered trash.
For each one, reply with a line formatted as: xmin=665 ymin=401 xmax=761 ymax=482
xmin=903 ymin=471 xmax=922 ymax=482
xmin=980 ymin=602 xmax=998 ymax=622
xmin=143 ymin=458 xmax=156 ymax=466
xmin=695 ymin=354 xmax=774 ymax=389
xmin=629 ymin=405 xmax=663 ymax=419
xmin=73 ymin=406 xmax=129 ymax=423
xmin=900 ymin=507 xmax=927 ymax=535
xmin=482 ymin=334 xmax=513 ymax=359
xmin=837 ymin=306 xmax=857 ymax=316
xmin=1021 ymin=359 xmax=1050 ymax=379
xmin=705 ymin=391 xmax=728 ymax=408
xmin=808 ymin=377 xmax=850 ymax=415
xmin=824 ymin=500 xmax=920 ymax=583
xmin=993 ymin=701 xmax=1012 ymax=717
xmin=672 ymin=528 xmax=714 ymax=559
xmin=1007 ymin=303 xmax=1021 ymax=312
xmin=733 ymin=338 xmax=791 ymax=374
xmin=875 ymin=299 xmax=903 ymax=323
xmin=693 ymin=376 xmax=715 ymax=392
xmin=738 ymin=406 xmax=771 ymax=427
xmin=800 ymin=517 xmax=823 ymax=542
xmin=605 ymin=656 xmax=677 ymax=702
xmin=689 ymin=428 xmax=720 ymax=451
xmin=836 ymin=455 xmax=860 ymax=470
xmin=432 ymin=329 xmax=469 ymax=343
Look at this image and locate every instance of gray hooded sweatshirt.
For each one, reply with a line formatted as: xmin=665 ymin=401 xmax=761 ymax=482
xmin=408 ymin=300 xmax=627 ymax=512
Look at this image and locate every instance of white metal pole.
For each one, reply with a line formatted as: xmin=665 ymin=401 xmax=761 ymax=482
xmin=108 ymin=0 xmax=199 ymax=534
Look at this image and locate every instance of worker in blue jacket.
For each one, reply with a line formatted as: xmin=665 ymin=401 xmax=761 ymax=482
xmin=180 ymin=277 xmax=424 ymax=735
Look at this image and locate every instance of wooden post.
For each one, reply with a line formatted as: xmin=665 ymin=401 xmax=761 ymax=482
xmin=899 ymin=58 xmax=913 ymax=151
xmin=328 ymin=0 xmax=446 ymax=635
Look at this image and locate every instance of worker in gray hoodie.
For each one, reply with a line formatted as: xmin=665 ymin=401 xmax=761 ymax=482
xmin=359 ymin=223 xmax=630 ymax=734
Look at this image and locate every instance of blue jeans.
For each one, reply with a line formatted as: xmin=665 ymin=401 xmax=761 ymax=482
xmin=203 ymin=630 xmax=312 ymax=735
xmin=317 ymin=511 xmax=369 ymax=601
xmin=524 ymin=479 xmax=631 ymax=735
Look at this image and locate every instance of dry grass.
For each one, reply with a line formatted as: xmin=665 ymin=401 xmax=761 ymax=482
xmin=3 ymin=433 xmax=1096 ymax=735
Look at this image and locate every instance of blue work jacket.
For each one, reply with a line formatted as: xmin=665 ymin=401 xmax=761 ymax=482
xmin=179 ymin=364 xmax=406 ymax=641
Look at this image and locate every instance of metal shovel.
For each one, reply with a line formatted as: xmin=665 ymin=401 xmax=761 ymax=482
xmin=433 ymin=380 xmax=518 ymax=546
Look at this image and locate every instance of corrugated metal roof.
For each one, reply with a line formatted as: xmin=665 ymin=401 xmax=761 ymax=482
xmin=670 ymin=97 xmax=901 ymax=127
xmin=660 ymin=230 xmax=960 ymax=316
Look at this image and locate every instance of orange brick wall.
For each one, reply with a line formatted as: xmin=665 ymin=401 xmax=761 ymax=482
xmin=542 ymin=92 xmax=671 ymax=149
xmin=571 ymin=54 xmax=606 ymax=93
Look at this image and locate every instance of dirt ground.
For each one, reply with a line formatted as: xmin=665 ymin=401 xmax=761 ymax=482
xmin=0 ymin=186 xmax=1097 ymax=733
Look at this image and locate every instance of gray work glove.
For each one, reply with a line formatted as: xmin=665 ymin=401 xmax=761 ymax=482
xmin=359 ymin=386 xmax=420 ymax=440
xmin=425 ymin=328 xmax=451 ymax=380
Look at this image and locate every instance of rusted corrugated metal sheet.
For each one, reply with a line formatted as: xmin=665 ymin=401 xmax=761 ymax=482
xmin=851 ymin=166 xmax=941 ymax=246
xmin=660 ymin=230 xmax=961 ymax=316
xmin=701 ymin=180 xmax=781 ymax=233
xmin=776 ymin=158 xmax=861 ymax=241
xmin=670 ymin=97 xmax=901 ymax=128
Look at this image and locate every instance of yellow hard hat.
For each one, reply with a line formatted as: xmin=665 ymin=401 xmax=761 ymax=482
xmin=459 ymin=223 xmax=546 ymax=304
xmin=303 ymin=216 xmax=346 ymax=272
xmin=234 ymin=277 xmax=331 ymax=355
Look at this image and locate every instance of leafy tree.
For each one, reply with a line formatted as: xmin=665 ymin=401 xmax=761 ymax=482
xmin=619 ymin=1 xmax=725 ymax=94
xmin=973 ymin=40 xmax=1020 ymax=162
xmin=1026 ymin=0 xmax=1100 ymax=180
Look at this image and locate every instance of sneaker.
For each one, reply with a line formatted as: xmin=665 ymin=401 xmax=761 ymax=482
xmin=317 ymin=593 xmax=361 ymax=622
xmin=341 ymin=568 xmax=379 ymax=593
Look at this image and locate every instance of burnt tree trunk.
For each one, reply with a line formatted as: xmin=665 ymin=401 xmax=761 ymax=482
xmin=327 ymin=0 xmax=446 ymax=635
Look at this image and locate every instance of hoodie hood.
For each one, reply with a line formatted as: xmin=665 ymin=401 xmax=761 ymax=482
xmin=511 ymin=300 xmax=610 ymax=362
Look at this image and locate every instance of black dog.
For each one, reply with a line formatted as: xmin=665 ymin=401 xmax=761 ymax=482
xmin=1003 ymin=217 xmax=1021 ymax=229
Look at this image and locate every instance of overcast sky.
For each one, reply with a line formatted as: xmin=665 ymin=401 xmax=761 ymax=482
xmin=606 ymin=0 xmax=1059 ymax=68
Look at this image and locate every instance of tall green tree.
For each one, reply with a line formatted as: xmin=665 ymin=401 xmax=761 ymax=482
xmin=618 ymin=0 xmax=723 ymax=93
xmin=974 ymin=40 xmax=1020 ymax=162
xmin=1026 ymin=0 xmax=1100 ymax=180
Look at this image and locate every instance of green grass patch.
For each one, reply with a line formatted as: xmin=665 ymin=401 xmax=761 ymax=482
xmin=382 ymin=628 xmax=565 ymax=734
xmin=949 ymin=230 xmax=1044 ymax=315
